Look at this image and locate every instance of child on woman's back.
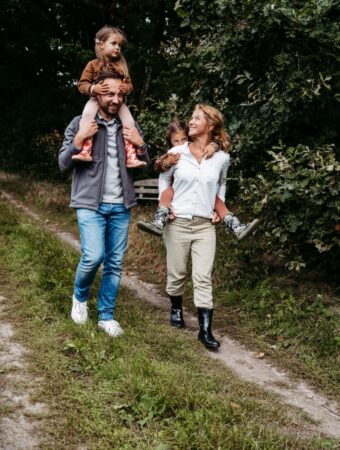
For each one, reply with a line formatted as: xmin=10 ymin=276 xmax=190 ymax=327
xmin=137 ymin=119 xmax=259 ymax=239
xmin=75 ymin=25 xmax=146 ymax=168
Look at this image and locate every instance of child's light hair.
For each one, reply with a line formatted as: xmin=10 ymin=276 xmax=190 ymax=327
xmin=94 ymin=25 xmax=131 ymax=82
xmin=195 ymin=104 xmax=231 ymax=151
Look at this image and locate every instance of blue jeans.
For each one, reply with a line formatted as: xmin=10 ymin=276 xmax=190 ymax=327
xmin=74 ymin=203 xmax=131 ymax=321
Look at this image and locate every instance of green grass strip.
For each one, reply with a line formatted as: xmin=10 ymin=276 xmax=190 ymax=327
xmin=1 ymin=176 xmax=339 ymax=402
xmin=0 ymin=199 xmax=339 ymax=449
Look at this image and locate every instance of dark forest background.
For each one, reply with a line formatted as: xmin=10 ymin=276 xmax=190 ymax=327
xmin=1 ymin=0 xmax=339 ymax=272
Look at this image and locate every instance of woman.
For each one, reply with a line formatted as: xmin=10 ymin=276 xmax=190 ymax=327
xmin=159 ymin=104 xmax=230 ymax=349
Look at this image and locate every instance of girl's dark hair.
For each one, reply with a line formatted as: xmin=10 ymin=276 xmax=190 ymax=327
xmin=165 ymin=119 xmax=188 ymax=148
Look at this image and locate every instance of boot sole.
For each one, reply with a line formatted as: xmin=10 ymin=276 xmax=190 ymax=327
xmin=71 ymin=156 xmax=93 ymax=162
xmin=170 ymin=321 xmax=185 ymax=328
xmin=137 ymin=221 xmax=163 ymax=237
xmin=236 ymin=218 xmax=261 ymax=241
xmin=198 ymin=336 xmax=220 ymax=349
xmin=126 ymin=161 xmax=147 ymax=168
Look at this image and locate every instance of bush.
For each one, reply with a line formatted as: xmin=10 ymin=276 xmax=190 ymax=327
xmin=31 ymin=130 xmax=65 ymax=180
xmin=239 ymin=142 xmax=340 ymax=273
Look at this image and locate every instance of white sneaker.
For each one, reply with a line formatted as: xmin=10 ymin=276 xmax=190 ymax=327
xmin=98 ymin=320 xmax=124 ymax=337
xmin=71 ymin=295 xmax=88 ymax=324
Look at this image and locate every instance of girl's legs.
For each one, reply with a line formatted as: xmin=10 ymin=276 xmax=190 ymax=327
xmin=118 ymin=103 xmax=146 ymax=168
xmin=72 ymin=98 xmax=99 ymax=162
xmin=137 ymin=187 xmax=174 ymax=236
xmin=214 ymin=196 xmax=260 ymax=240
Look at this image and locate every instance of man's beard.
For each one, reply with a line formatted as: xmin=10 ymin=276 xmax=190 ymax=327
xmin=100 ymin=102 xmax=118 ymax=116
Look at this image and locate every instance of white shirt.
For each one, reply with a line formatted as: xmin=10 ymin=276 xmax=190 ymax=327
xmin=159 ymin=142 xmax=230 ymax=219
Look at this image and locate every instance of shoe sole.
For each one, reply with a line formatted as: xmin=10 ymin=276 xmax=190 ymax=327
xmin=237 ymin=218 xmax=261 ymax=241
xmin=126 ymin=162 xmax=147 ymax=168
xmin=71 ymin=156 xmax=93 ymax=162
xmin=71 ymin=314 xmax=88 ymax=324
xmin=170 ymin=321 xmax=185 ymax=328
xmin=198 ymin=336 xmax=220 ymax=349
xmin=98 ymin=324 xmax=124 ymax=337
xmin=137 ymin=221 xmax=163 ymax=237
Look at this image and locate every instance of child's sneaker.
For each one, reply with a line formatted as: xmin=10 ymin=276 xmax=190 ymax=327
xmin=125 ymin=140 xmax=147 ymax=168
xmin=72 ymin=138 xmax=93 ymax=162
xmin=223 ymin=213 xmax=260 ymax=240
xmin=137 ymin=205 xmax=170 ymax=236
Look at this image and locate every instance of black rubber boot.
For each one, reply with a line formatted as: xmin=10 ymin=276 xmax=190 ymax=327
xmin=197 ymin=308 xmax=220 ymax=349
xmin=169 ymin=295 xmax=185 ymax=328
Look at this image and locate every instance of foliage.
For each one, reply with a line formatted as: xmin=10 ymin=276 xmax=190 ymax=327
xmin=142 ymin=0 xmax=339 ymax=270
xmin=170 ymin=0 xmax=339 ymax=172
xmin=0 ymin=0 xmax=182 ymax=172
xmin=239 ymin=280 xmax=340 ymax=357
xmin=239 ymin=142 xmax=340 ymax=271
xmin=31 ymin=130 xmax=65 ymax=179
xmin=1 ymin=0 xmax=339 ymax=270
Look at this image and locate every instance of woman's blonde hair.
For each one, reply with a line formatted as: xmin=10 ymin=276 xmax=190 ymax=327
xmin=94 ymin=25 xmax=131 ymax=83
xmin=195 ymin=103 xmax=231 ymax=151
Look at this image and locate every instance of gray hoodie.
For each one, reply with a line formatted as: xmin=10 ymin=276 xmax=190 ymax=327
xmin=58 ymin=115 xmax=149 ymax=210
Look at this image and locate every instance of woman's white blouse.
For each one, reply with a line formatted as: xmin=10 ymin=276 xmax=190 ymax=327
xmin=159 ymin=142 xmax=230 ymax=219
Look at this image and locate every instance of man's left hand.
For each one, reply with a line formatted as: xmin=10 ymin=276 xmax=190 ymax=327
xmin=123 ymin=127 xmax=144 ymax=148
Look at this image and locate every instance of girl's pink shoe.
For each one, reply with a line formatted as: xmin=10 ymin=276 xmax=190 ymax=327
xmin=72 ymin=138 xmax=93 ymax=162
xmin=125 ymin=140 xmax=146 ymax=168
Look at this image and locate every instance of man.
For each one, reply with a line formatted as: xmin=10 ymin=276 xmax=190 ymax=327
xmin=59 ymin=71 xmax=149 ymax=337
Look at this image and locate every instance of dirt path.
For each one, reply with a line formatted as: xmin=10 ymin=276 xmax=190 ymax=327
xmin=0 ymin=294 xmax=47 ymax=449
xmin=1 ymin=188 xmax=340 ymax=439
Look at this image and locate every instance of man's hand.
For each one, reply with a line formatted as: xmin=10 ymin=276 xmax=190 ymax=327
xmin=74 ymin=120 xmax=98 ymax=149
xmin=123 ymin=126 xmax=144 ymax=148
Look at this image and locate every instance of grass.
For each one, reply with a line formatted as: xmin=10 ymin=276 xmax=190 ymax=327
xmin=1 ymin=189 xmax=340 ymax=448
xmin=0 ymin=174 xmax=339 ymax=401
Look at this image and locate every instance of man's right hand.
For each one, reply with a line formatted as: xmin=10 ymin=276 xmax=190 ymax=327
xmin=74 ymin=120 xmax=98 ymax=149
